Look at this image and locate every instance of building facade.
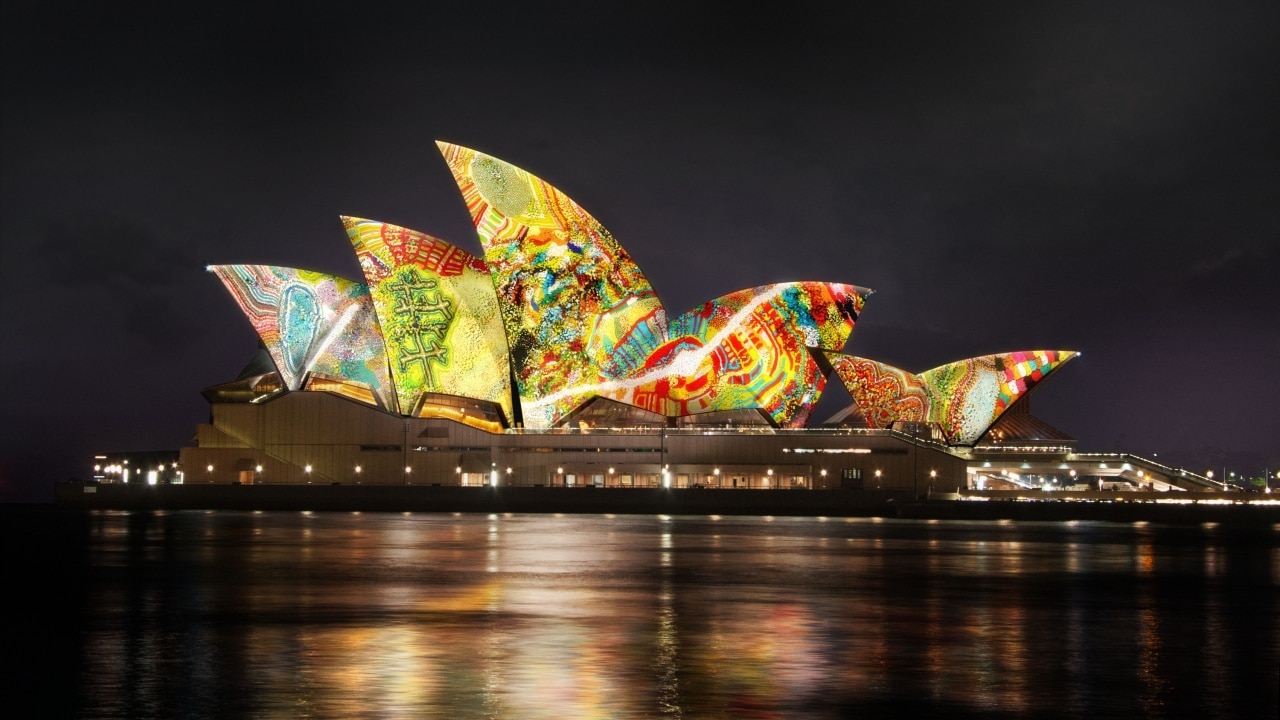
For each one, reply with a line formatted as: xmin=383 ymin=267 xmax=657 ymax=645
xmin=157 ymin=142 xmax=1221 ymax=496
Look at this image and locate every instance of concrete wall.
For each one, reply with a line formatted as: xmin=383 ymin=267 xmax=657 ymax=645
xmin=176 ymin=392 xmax=968 ymax=496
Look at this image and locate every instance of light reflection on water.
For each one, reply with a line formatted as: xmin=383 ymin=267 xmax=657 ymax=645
xmin=61 ymin=512 xmax=1280 ymax=718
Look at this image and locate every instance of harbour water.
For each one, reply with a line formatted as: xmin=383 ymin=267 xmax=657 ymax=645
xmin=17 ymin=509 xmax=1279 ymax=718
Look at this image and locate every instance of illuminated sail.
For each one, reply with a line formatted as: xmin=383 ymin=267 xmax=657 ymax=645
xmin=829 ymin=350 xmax=1079 ymax=444
xmin=209 ymin=264 xmax=396 ymax=411
xmin=343 ymin=217 xmax=513 ymax=423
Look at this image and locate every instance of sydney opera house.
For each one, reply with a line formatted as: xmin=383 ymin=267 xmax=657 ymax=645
xmin=169 ymin=142 xmax=1216 ymax=495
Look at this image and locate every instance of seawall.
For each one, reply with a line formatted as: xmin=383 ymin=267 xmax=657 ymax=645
xmin=53 ymin=481 xmax=1280 ymax=525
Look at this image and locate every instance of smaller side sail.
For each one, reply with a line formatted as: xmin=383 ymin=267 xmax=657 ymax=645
xmin=827 ymin=355 xmax=931 ymax=430
xmin=918 ymin=350 xmax=1079 ymax=445
xmin=828 ymin=350 xmax=1079 ymax=445
xmin=208 ymin=265 xmax=396 ymax=411
xmin=342 ymin=217 xmax=514 ymax=424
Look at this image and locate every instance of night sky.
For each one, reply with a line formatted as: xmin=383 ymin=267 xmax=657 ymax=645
xmin=3 ymin=3 xmax=1277 ymax=501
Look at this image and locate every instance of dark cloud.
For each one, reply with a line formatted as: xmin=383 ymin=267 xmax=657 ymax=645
xmin=1177 ymin=248 xmax=1280 ymax=319
xmin=24 ymin=220 xmax=208 ymax=349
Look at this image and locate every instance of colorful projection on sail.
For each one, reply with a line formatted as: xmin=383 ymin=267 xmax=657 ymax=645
xmin=525 ymin=282 xmax=869 ymax=427
xmin=437 ymin=142 xmax=869 ymax=428
xmin=437 ymin=143 xmax=665 ymax=396
xmin=209 ymin=265 xmax=396 ymax=411
xmin=343 ymin=217 xmax=513 ymax=422
xmin=828 ymin=350 xmax=1079 ymax=445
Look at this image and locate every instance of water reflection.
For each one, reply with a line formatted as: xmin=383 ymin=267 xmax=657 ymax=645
xmin=60 ymin=512 xmax=1280 ymax=718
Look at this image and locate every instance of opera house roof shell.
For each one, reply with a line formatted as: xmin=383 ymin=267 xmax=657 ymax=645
xmin=826 ymin=351 xmax=1079 ymax=446
xmin=209 ymin=142 xmax=1076 ymax=445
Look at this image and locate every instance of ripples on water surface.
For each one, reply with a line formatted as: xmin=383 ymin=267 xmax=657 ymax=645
xmin=26 ymin=511 xmax=1280 ymax=718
